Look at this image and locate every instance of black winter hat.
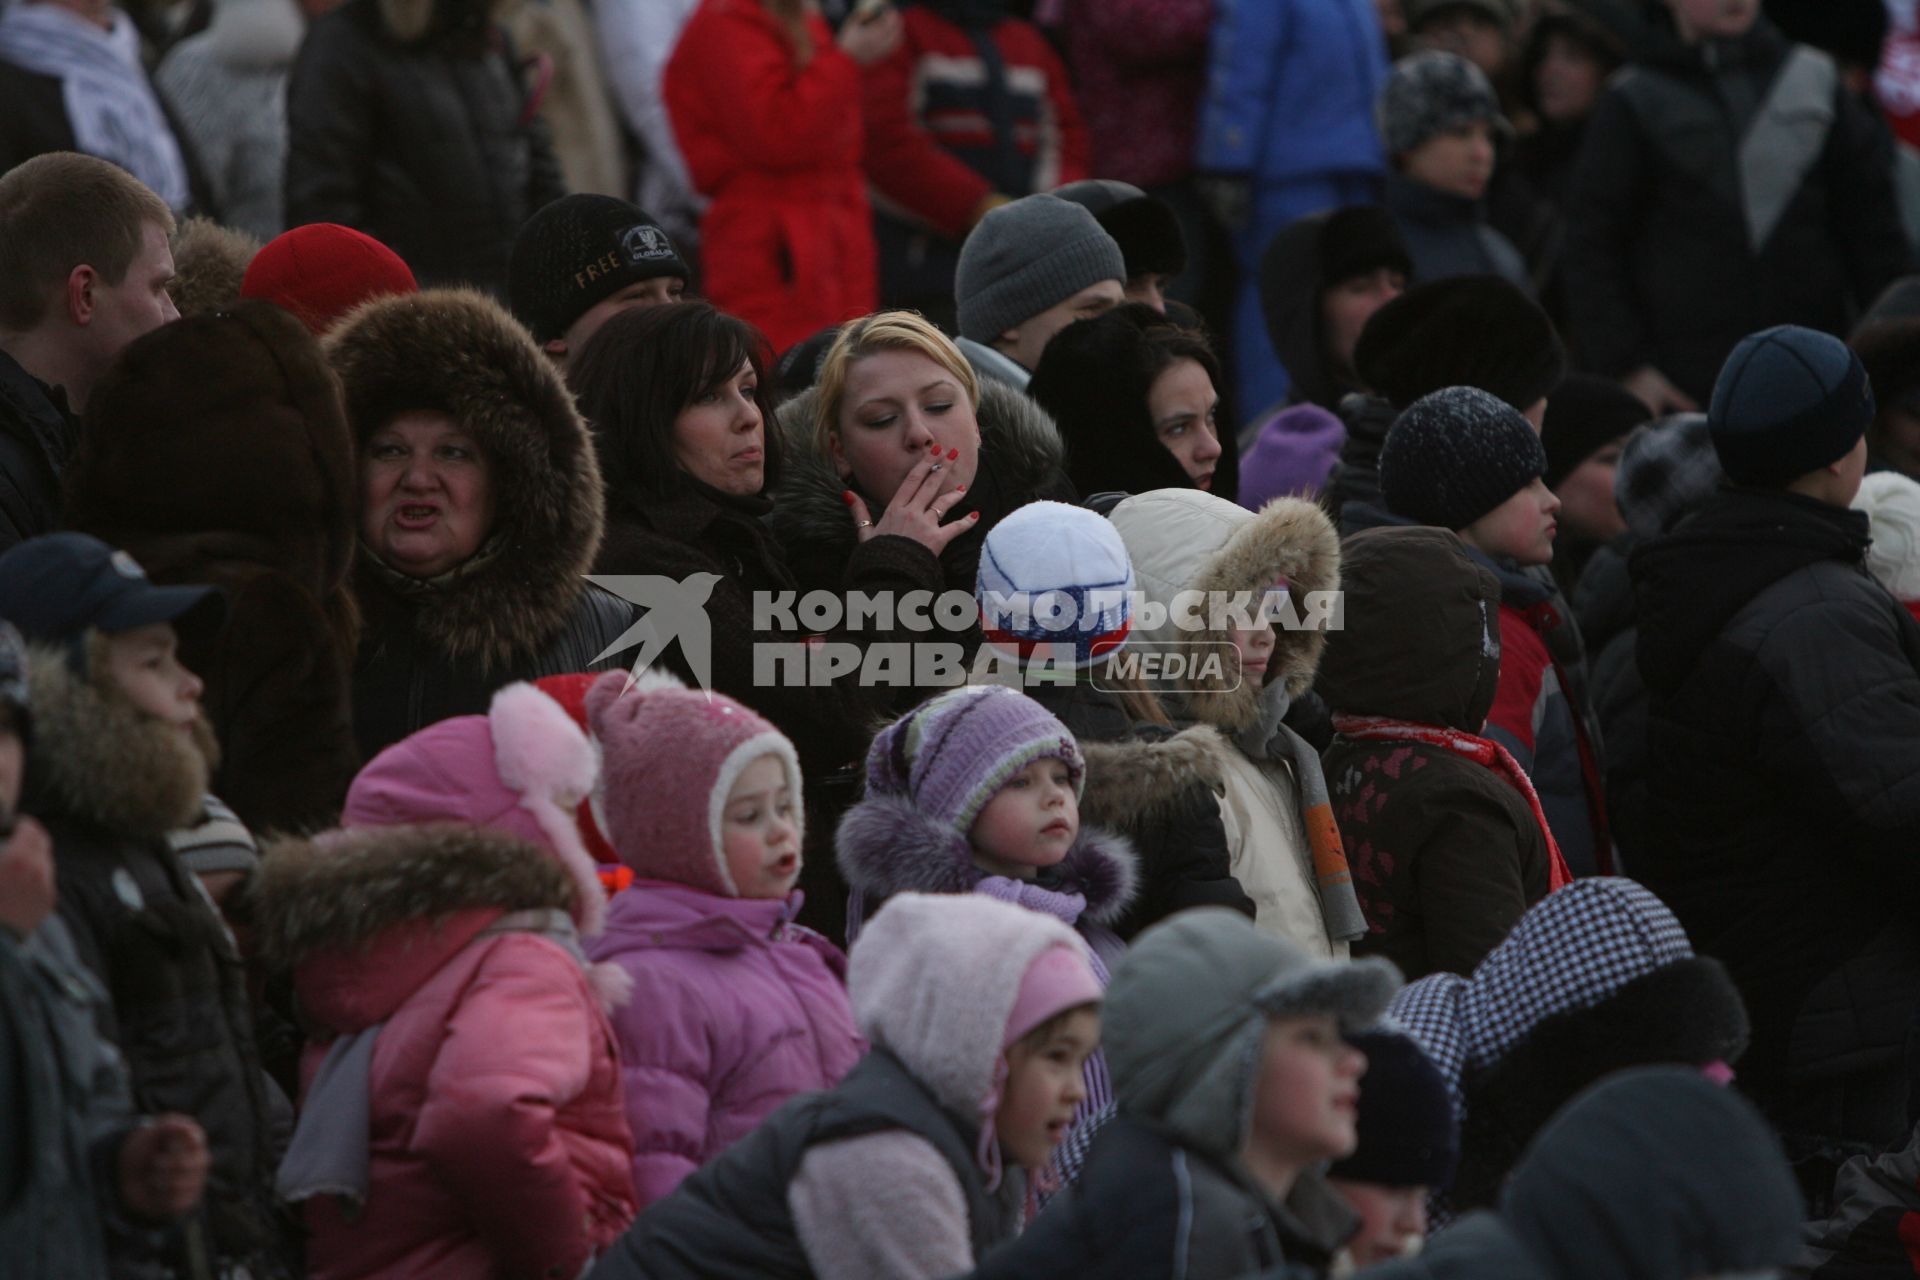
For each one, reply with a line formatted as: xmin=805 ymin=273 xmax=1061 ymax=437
xmin=1540 ymin=373 xmax=1650 ymax=488
xmin=1355 ymin=276 xmax=1565 ymax=411
xmin=1053 ymin=179 xmax=1189 ymax=280
xmin=508 ymin=195 xmax=690 ymax=344
xmin=1328 ymin=1030 xmax=1461 ymax=1190
xmin=1708 ymin=325 xmax=1874 ymax=487
xmin=1260 ymin=206 xmax=1412 ymax=411
xmin=1380 ymin=386 xmax=1547 ymax=529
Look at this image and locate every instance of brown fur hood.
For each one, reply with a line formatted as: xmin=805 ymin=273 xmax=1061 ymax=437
xmin=24 ymin=646 xmax=213 ymax=838
xmin=1108 ymin=491 xmax=1341 ymax=733
xmin=68 ymin=299 xmax=357 ymax=618
xmin=327 ymin=289 xmax=607 ymax=667
xmin=165 ymin=218 xmax=261 ymax=318
xmin=1080 ymin=723 xmax=1231 ymax=830
xmin=251 ymin=823 xmax=576 ymax=969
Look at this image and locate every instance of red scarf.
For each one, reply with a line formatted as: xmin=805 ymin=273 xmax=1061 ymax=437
xmin=1332 ymin=714 xmax=1573 ymax=892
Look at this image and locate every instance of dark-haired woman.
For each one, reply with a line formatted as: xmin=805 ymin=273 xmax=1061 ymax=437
xmin=1028 ymin=302 xmax=1227 ymax=501
xmin=570 ymin=301 xmax=963 ymax=939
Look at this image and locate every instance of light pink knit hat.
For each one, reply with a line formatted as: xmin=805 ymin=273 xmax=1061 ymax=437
xmin=342 ymin=682 xmax=609 ymax=935
xmin=585 ymin=670 xmax=804 ymax=897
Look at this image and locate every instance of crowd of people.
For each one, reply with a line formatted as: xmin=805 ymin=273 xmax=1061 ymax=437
xmin=9 ymin=0 xmax=1920 ymax=1276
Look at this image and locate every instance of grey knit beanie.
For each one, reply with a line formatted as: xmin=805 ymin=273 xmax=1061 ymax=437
xmin=1380 ymin=386 xmax=1547 ymax=529
xmin=956 ymin=194 xmax=1126 ymax=345
xmin=1377 ymin=50 xmax=1510 ymax=158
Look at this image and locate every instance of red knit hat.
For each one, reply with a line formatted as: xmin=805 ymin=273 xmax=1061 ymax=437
xmin=533 ymin=672 xmax=622 ymax=865
xmin=240 ymin=224 xmax=418 ymax=335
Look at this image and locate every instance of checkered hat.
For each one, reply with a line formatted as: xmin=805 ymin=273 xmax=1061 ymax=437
xmin=1391 ymin=878 xmax=1695 ymax=1114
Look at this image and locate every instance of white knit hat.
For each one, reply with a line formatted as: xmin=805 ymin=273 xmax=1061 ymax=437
xmin=1854 ymin=470 xmax=1920 ymax=601
xmin=975 ymin=500 xmax=1134 ymax=668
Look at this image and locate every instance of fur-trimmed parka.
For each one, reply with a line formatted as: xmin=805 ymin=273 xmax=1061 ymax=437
xmin=67 ymin=300 xmax=359 ymax=835
xmin=1110 ymin=490 xmax=1349 ymax=955
xmin=284 ymin=0 xmax=567 ymax=293
xmin=25 ymin=645 xmax=287 ymax=1274
xmin=327 ymin=289 xmax=635 ymax=761
xmin=254 ymin=823 xmax=638 ymax=1280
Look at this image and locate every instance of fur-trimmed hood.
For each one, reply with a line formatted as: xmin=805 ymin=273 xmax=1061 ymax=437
xmin=1078 ymin=723 xmax=1229 ymax=829
xmin=768 ymin=375 xmax=1066 ymax=560
xmin=24 ymin=645 xmax=214 ymax=838
xmin=836 ymin=792 xmax=1138 ymax=927
xmin=1109 ymin=490 xmax=1341 ymax=732
xmin=327 ymin=289 xmax=607 ymax=668
xmin=252 ymin=822 xmax=578 ymax=1028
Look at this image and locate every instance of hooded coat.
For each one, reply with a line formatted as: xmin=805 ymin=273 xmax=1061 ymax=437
xmin=588 ymin=893 xmax=1085 ymax=1280
xmin=254 ymin=824 xmax=637 ymax=1280
xmin=1565 ymin=17 xmax=1912 ymax=404
xmin=1108 ymin=490 xmax=1348 ymax=956
xmin=1316 ymin=527 xmax=1554 ymax=979
xmin=66 ymin=301 xmax=359 ymax=836
xmin=1391 ymin=877 xmax=1750 ymax=1222
xmin=284 ymin=0 xmax=567 ymax=294
xmin=327 ymin=289 xmax=634 ymax=762
xmin=24 ymin=646 xmax=285 ymax=1274
xmin=1631 ymin=487 xmax=1920 ymax=1154
xmin=663 ymin=0 xmax=874 ymax=354
xmin=968 ymin=909 xmax=1399 ymax=1280
xmin=586 ymin=882 xmax=865 ymax=1209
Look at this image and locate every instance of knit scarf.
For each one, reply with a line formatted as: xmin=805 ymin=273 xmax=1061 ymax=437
xmin=1332 ymin=714 xmax=1574 ymax=891
xmin=0 ymin=4 xmax=190 ymax=211
xmin=1237 ymin=685 xmax=1370 ymax=943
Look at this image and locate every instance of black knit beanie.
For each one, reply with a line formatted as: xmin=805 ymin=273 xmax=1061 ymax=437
xmin=1380 ymin=385 xmax=1547 ymax=529
xmin=1327 ymin=1030 xmax=1461 ymax=1190
xmin=1541 ymin=373 xmax=1650 ymax=488
xmin=508 ymin=195 xmax=690 ymax=344
xmin=1355 ymin=276 xmax=1565 ymax=411
xmin=1053 ymin=179 xmax=1189 ymax=279
xmin=1709 ymin=325 xmax=1874 ymax=487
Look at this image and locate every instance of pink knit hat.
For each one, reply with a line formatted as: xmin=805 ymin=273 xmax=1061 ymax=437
xmin=342 ymin=682 xmax=609 ymax=935
xmin=1004 ymin=944 xmax=1103 ymax=1048
xmin=585 ymin=670 xmax=804 ymax=897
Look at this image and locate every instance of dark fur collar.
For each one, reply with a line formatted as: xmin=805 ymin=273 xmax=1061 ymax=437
xmin=252 ymin=823 xmax=577 ymax=967
xmin=25 ymin=646 xmax=211 ymax=838
xmin=1449 ymin=956 xmax=1750 ymax=1214
xmin=327 ymin=290 xmax=605 ymax=668
xmin=835 ymin=792 xmax=1138 ymax=926
xmin=769 ymin=377 xmax=1065 ymax=556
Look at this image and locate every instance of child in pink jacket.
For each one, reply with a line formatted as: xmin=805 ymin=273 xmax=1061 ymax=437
xmin=584 ymin=669 xmax=866 ymax=1206
xmin=254 ymin=683 xmax=637 ymax=1280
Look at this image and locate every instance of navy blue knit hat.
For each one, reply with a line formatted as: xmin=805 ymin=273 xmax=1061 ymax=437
xmin=1380 ymin=386 xmax=1547 ymax=529
xmin=1708 ymin=325 xmax=1874 ymax=487
xmin=1328 ymin=1029 xmax=1461 ymax=1190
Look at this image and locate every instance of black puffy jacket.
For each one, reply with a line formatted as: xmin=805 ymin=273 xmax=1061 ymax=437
xmin=1632 ymin=488 xmax=1920 ymax=1154
xmin=284 ymin=0 xmax=566 ymax=294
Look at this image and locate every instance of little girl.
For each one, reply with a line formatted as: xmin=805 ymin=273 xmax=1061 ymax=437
xmin=583 ymin=669 xmax=866 ymax=1207
xmin=590 ymin=892 xmax=1104 ymax=1280
xmin=836 ymin=683 xmax=1137 ymax=1182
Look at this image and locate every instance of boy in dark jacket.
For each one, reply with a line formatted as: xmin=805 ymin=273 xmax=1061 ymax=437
xmin=1632 ymin=324 xmax=1920 ymax=1168
xmin=1565 ymin=0 xmax=1912 ymax=414
xmin=0 ymin=533 xmax=287 ymax=1278
xmin=1379 ymin=386 xmax=1610 ymax=878
xmin=1318 ymin=525 xmax=1558 ymax=979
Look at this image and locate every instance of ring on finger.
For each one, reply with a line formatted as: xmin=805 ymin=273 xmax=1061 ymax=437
xmin=929 ymin=462 xmax=942 ymax=473
xmin=857 ymin=519 xmax=873 ymax=527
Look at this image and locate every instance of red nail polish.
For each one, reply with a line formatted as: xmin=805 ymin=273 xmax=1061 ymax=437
xmin=927 ymin=441 xmax=940 ymax=451
xmin=841 ymin=489 xmax=856 ymax=505
xmin=947 ymin=447 xmax=959 ymax=461
xmin=955 ymin=485 xmax=966 ymax=494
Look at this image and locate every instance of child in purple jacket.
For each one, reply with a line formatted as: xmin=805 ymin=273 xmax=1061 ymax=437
xmin=583 ymin=669 xmax=865 ymax=1207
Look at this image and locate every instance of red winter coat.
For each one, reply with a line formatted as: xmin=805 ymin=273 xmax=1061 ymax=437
xmin=665 ymin=0 xmax=876 ymax=354
xmin=268 ymin=828 xmax=639 ymax=1280
xmin=861 ymin=5 xmax=1090 ymax=239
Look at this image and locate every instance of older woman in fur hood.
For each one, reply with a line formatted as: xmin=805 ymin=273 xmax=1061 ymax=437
xmin=1109 ymin=489 xmax=1367 ymax=958
xmin=327 ymin=289 xmax=635 ymax=761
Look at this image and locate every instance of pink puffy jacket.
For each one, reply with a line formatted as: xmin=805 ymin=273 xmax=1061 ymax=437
xmin=587 ymin=880 xmax=866 ymax=1206
xmin=272 ymin=827 xmax=639 ymax=1279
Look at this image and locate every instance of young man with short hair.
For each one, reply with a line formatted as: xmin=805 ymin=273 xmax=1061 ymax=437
xmin=953 ymin=192 xmax=1125 ymax=391
xmin=0 ymin=152 xmax=177 ymax=552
